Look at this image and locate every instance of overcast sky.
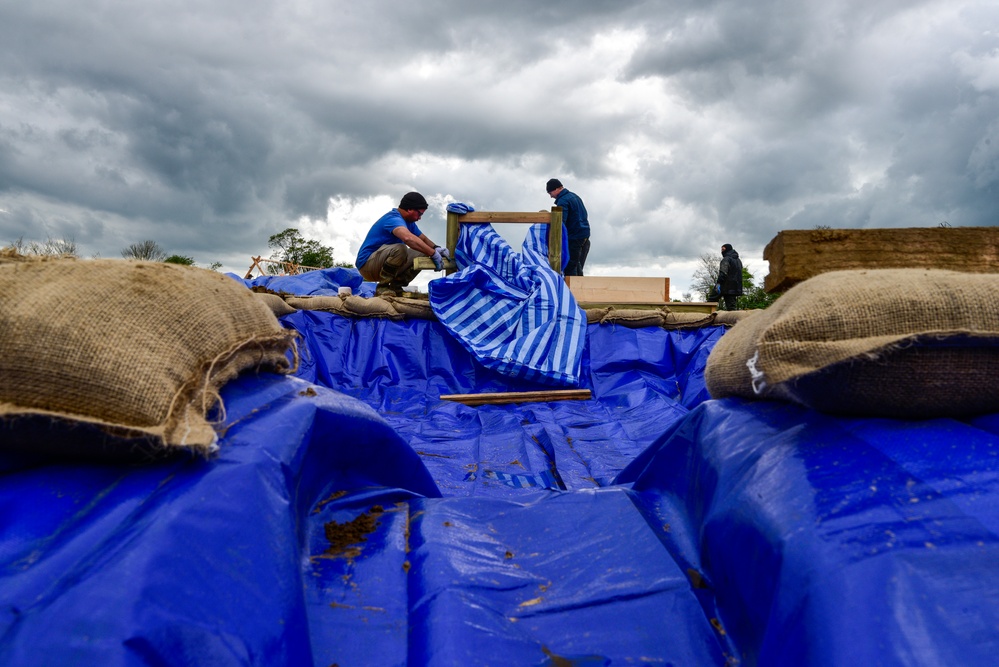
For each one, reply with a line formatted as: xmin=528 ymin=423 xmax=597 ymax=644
xmin=1 ymin=0 xmax=997 ymax=297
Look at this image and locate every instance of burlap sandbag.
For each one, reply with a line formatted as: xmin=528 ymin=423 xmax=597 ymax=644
xmin=713 ymin=310 xmax=755 ymax=327
xmin=254 ymin=291 xmax=298 ymax=317
xmin=0 ymin=260 xmax=297 ymax=454
xmin=586 ymin=307 xmax=719 ymax=330
xmin=705 ymin=269 xmax=999 ymax=418
xmin=285 ymin=294 xmax=437 ymax=320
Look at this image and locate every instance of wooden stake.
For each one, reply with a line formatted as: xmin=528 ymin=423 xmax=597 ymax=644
xmin=439 ymin=389 xmax=592 ymax=406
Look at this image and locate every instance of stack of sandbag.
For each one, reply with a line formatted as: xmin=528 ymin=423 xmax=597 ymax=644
xmin=0 ymin=258 xmax=298 ymax=455
xmin=283 ymin=294 xmax=437 ymax=320
xmin=705 ymin=269 xmax=999 ymax=418
xmin=585 ymin=307 xmax=706 ymax=329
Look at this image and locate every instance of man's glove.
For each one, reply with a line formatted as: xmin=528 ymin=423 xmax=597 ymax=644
xmin=715 ymin=283 xmax=722 ymax=295
xmin=431 ymin=248 xmax=444 ymax=271
xmin=436 ymin=246 xmax=450 ymax=260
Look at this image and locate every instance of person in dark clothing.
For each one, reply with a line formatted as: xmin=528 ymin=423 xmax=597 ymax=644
xmin=716 ymin=243 xmax=743 ymax=310
xmin=546 ymin=178 xmax=590 ymax=276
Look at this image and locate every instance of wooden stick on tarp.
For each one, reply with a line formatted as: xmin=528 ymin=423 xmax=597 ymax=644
xmin=439 ymin=389 xmax=592 ymax=406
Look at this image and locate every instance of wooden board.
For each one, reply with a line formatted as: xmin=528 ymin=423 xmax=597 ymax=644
xmin=763 ymin=227 xmax=999 ymax=293
xmin=456 ymin=212 xmax=553 ymax=224
xmin=412 ymin=257 xmax=458 ymax=271
xmin=565 ymin=276 xmax=670 ymax=304
xmin=440 ymin=389 xmax=592 ymax=406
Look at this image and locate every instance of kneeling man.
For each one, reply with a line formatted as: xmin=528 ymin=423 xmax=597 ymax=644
xmin=355 ymin=192 xmax=448 ymax=296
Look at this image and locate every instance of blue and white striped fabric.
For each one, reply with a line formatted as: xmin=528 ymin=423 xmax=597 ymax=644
xmin=428 ymin=223 xmax=587 ymax=386
xmin=446 ymin=202 xmax=475 ymax=214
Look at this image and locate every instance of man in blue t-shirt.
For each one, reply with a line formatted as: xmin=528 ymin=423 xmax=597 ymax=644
xmin=546 ymin=178 xmax=590 ymax=276
xmin=355 ymin=192 xmax=448 ymax=296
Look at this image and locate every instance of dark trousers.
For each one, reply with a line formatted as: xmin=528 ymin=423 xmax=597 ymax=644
xmin=722 ymin=295 xmax=739 ymax=310
xmin=565 ymin=237 xmax=590 ymax=276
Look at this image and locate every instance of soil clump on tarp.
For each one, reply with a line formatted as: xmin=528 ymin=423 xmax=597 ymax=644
xmin=321 ymin=505 xmax=385 ymax=559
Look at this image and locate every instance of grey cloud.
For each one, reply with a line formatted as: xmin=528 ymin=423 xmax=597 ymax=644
xmin=1 ymin=0 xmax=997 ymax=292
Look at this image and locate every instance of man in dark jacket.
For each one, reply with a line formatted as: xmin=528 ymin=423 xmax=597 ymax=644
xmin=546 ymin=178 xmax=590 ymax=276
xmin=716 ymin=243 xmax=743 ymax=310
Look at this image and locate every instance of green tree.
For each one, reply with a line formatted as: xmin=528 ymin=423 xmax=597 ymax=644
xmin=267 ymin=228 xmax=337 ymax=271
xmin=737 ymin=267 xmax=781 ymax=310
xmin=121 ymin=240 xmax=166 ymax=261
xmin=692 ymin=251 xmax=779 ymax=310
xmin=164 ymin=254 xmax=196 ymax=266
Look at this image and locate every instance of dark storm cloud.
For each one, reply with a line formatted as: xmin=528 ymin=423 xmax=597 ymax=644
xmin=0 ymin=0 xmax=997 ymax=293
xmin=622 ymin=0 xmax=998 ymax=254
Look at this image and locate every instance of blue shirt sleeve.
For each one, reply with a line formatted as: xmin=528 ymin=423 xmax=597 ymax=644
xmin=357 ymin=210 xmax=416 ymax=267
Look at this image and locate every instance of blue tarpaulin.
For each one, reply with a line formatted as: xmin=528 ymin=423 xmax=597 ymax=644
xmin=618 ymin=400 xmax=999 ymax=666
xmin=229 ymin=266 xmax=375 ymax=297
xmin=429 ymin=223 xmax=586 ymax=386
xmin=2 ymin=280 xmax=999 ymax=666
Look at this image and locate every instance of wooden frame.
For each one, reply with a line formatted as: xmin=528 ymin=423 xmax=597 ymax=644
xmin=413 ymin=207 xmax=564 ymax=274
xmin=245 ymin=256 xmax=322 ymax=279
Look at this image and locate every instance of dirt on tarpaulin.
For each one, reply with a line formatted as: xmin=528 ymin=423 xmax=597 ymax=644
xmin=319 ymin=505 xmax=384 ymax=559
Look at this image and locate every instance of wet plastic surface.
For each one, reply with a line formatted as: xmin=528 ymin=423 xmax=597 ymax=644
xmin=2 ymin=298 xmax=998 ymax=666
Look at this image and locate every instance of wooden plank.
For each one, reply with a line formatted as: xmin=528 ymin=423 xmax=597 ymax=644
xmin=763 ymin=227 xmax=999 ymax=293
xmin=565 ymin=276 xmax=670 ymax=303
xmin=457 ymin=211 xmax=552 ymax=224
xmin=413 ymin=256 xmax=458 ymax=271
xmin=440 ymin=389 xmax=592 ymax=406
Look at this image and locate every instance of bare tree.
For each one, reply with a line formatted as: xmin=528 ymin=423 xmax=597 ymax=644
xmin=691 ymin=252 xmax=720 ymax=301
xmin=9 ymin=235 xmax=78 ymax=257
xmin=692 ymin=251 xmax=778 ymax=309
xmin=121 ymin=240 xmax=166 ymax=261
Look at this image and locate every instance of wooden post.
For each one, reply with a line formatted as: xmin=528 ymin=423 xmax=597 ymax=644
xmin=548 ymin=206 xmax=563 ymax=274
xmin=446 ymin=211 xmax=461 ymax=275
xmin=245 ymin=256 xmax=264 ymax=279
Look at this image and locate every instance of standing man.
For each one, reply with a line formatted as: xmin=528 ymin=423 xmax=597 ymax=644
xmin=546 ymin=178 xmax=590 ymax=276
xmin=715 ymin=243 xmax=744 ymax=310
xmin=355 ymin=192 xmax=449 ymax=296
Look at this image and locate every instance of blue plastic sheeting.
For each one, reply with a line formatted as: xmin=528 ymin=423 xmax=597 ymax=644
xmin=429 ymin=223 xmax=586 ymax=385
xmin=0 ymin=317 xmax=730 ymax=666
xmin=7 ymin=304 xmax=999 ymax=666
xmin=618 ymin=398 xmax=999 ymax=667
xmin=0 ymin=374 xmax=438 ymax=666
xmin=228 ymin=266 xmax=375 ymax=297
xmin=306 ymin=488 xmax=734 ymax=666
xmin=284 ymin=311 xmax=722 ymax=495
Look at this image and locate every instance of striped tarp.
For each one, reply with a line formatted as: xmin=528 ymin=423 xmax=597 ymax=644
xmin=428 ymin=223 xmax=586 ymax=386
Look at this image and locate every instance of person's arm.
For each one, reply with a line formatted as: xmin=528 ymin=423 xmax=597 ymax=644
xmin=557 ymin=194 xmax=576 ymax=227
xmin=420 ymin=233 xmax=452 ymax=259
xmin=418 ymin=233 xmax=441 ymax=253
xmin=392 ymin=226 xmax=436 ymax=256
